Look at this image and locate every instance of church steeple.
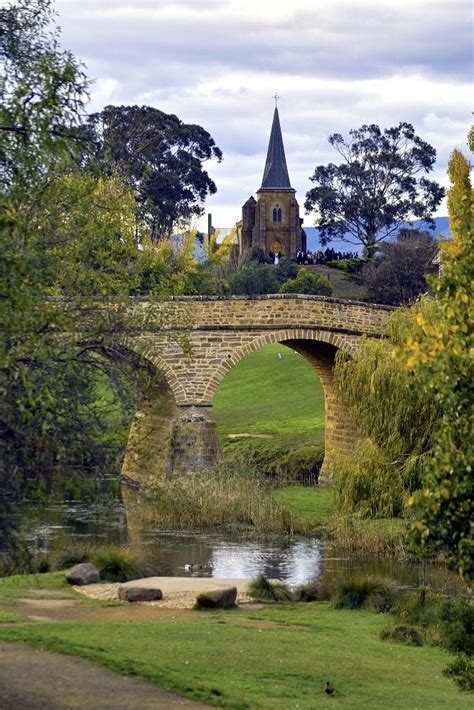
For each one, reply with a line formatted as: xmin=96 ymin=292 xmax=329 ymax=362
xmin=260 ymin=107 xmax=293 ymax=190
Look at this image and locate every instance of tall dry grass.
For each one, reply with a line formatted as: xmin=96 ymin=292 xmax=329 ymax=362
xmin=140 ymin=459 xmax=291 ymax=532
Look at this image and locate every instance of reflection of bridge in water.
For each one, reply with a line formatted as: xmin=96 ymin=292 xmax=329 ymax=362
xmin=120 ymin=294 xmax=393 ymax=484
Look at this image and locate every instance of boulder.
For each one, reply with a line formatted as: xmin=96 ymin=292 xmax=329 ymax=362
xmin=118 ymin=586 xmax=163 ymax=602
xmin=66 ymin=563 xmax=100 ymax=586
xmin=195 ymin=586 xmax=237 ymax=609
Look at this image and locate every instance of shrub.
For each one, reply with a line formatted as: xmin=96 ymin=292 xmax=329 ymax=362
xmin=248 ymin=574 xmax=292 ymax=602
xmin=326 ymin=516 xmax=407 ymax=557
xmin=293 ymin=579 xmax=335 ymax=602
xmin=326 ymin=258 xmax=366 ymax=274
xmin=439 ymin=597 xmax=474 ymax=656
xmin=55 ymin=545 xmax=92 ymax=570
xmin=332 ymin=439 xmax=409 ymax=518
xmin=229 ymin=263 xmax=279 ymax=295
xmin=393 ymin=586 xmax=441 ymax=629
xmin=332 ymin=575 xmax=398 ymax=612
xmin=91 ymin=546 xmax=141 ymax=583
xmin=380 ymin=624 xmax=423 ymax=646
xmin=280 ymin=268 xmax=332 ymax=296
xmin=35 ymin=554 xmax=52 ymax=573
xmin=225 ymin=441 xmax=324 ymax=486
xmin=443 ymin=654 xmax=474 ymax=692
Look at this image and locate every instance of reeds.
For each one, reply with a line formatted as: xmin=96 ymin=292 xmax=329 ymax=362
xmin=140 ymin=459 xmax=291 ymax=532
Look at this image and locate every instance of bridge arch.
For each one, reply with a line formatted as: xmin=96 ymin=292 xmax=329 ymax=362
xmin=204 ymin=329 xmax=359 ymax=482
xmin=200 ymin=328 xmax=357 ymax=405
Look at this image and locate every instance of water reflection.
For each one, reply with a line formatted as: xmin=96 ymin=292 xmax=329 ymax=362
xmin=211 ymin=538 xmax=323 ymax=585
xmin=13 ymin=497 xmax=465 ymax=595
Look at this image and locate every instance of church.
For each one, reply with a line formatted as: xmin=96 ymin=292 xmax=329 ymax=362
xmin=235 ymin=105 xmax=306 ymax=259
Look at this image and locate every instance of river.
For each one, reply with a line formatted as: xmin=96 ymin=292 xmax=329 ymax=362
xmin=13 ymin=493 xmax=464 ymax=595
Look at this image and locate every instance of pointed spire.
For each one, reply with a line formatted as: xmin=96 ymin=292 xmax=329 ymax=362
xmin=260 ymin=107 xmax=292 ymax=190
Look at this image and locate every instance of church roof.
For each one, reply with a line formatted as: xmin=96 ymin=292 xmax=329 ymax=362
xmin=260 ymin=107 xmax=293 ymax=191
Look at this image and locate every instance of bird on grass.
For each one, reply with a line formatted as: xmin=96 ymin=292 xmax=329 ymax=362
xmin=324 ymin=682 xmax=334 ymax=695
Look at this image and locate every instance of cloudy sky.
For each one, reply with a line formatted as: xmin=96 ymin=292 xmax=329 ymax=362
xmin=55 ymin=0 xmax=472 ymax=230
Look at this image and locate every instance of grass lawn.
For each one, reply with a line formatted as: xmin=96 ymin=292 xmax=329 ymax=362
xmin=214 ymin=343 xmax=325 ymax=451
xmin=0 ymin=587 xmax=468 ymax=709
xmin=273 ymin=486 xmax=336 ymax=530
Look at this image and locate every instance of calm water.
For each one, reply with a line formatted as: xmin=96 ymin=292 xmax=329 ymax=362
xmin=15 ymin=494 xmax=463 ymax=594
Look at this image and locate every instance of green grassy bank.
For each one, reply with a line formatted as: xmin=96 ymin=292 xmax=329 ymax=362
xmin=0 ymin=574 xmax=468 ymax=709
xmin=213 ymin=342 xmax=325 ymax=452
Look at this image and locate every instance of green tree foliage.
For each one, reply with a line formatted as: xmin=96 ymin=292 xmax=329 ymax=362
xmin=402 ymin=149 xmax=473 ymax=580
xmin=0 ymin=0 xmax=88 ymax=186
xmin=305 ymin=123 xmax=444 ymax=256
xmin=362 ymin=229 xmax=438 ymax=305
xmin=83 ymin=105 xmax=222 ymax=241
xmin=188 ymin=249 xmax=298 ymax=297
xmin=0 ymin=1 xmax=174 ymax=511
xmin=279 ymin=268 xmax=332 ymax=296
xmin=333 ymin=301 xmax=438 ymax=517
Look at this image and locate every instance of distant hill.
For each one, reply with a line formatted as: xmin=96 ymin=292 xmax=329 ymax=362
xmin=303 ymin=217 xmax=451 ymax=255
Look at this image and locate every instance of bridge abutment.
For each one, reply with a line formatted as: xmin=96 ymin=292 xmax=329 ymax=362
xmin=166 ymin=405 xmax=221 ymax=475
xmin=287 ymin=339 xmax=360 ymax=483
xmin=120 ymin=380 xmax=178 ymax=486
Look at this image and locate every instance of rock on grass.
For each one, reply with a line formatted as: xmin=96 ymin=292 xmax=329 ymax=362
xmin=195 ymin=587 xmax=237 ymax=609
xmin=118 ymin=586 xmax=163 ymax=602
xmin=66 ymin=563 xmax=100 ymax=586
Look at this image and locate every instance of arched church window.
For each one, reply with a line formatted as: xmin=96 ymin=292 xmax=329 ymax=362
xmin=273 ymin=207 xmax=277 ymax=221
xmin=273 ymin=204 xmax=282 ymax=222
xmin=277 ymin=207 xmax=282 ymax=222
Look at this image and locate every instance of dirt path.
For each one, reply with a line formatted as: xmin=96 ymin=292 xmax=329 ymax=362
xmin=0 ymin=641 xmax=211 ymax=709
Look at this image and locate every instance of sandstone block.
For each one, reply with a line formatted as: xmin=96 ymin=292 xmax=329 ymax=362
xmin=195 ymin=586 xmax=237 ymax=609
xmin=66 ymin=563 xmax=100 ymax=586
xmin=118 ymin=586 xmax=163 ymax=602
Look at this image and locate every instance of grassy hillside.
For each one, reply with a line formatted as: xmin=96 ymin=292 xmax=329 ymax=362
xmin=213 ymin=343 xmax=325 ymax=451
xmin=311 ymin=264 xmax=367 ymax=300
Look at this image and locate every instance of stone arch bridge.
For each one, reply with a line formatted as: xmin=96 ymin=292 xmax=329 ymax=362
xmin=119 ymin=295 xmax=392 ymax=485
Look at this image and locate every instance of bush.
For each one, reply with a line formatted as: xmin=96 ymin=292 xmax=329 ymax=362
xmin=225 ymin=441 xmax=324 ymax=486
xmin=332 ymin=575 xmax=398 ymax=612
xmin=326 ymin=516 xmax=407 ymax=557
xmin=443 ymin=654 xmax=474 ymax=692
xmin=439 ymin=597 xmax=474 ymax=656
xmin=393 ymin=586 xmax=441 ymax=629
xmin=280 ymin=268 xmax=332 ymax=296
xmin=361 ymin=229 xmax=437 ymax=306
xmin=55 ymin=545 xmax=92 ymax=570
xmin=35 ymin=554 xmax=52 ymax=573
xmin=248 ymin=573 xmax=292 ymax=602
xmin=380 ymin=624 xmax=423 ymax=646
xmin=91 ymin=546 xmax=141 ymax=583
xmin=293 ymin=579 xmax=336 ymax=602
xmin=333 ymin=439 xmax=409 ymax=518
xmin=326 ymin=258 xmax=366 ymax=274
xmin=229 ymin=263 xmax=280 ymax=295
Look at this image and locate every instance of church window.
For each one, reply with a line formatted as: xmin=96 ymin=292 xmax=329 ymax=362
xmin=273 ymin=204 xmax=282 ymax=222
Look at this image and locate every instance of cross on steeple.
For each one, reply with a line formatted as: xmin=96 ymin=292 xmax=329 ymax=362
xmin=272 ymin=93 xmax=281 ymax=107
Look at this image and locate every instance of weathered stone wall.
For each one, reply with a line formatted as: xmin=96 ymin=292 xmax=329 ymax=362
xmin=120 ymin=295 xmax=393 ymax=483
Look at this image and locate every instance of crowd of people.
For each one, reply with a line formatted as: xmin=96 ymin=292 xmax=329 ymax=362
xmin=295 ymin=248 xmax=359 ymax=265
xmin=265 ymin=247 xmax=360 ymax=266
